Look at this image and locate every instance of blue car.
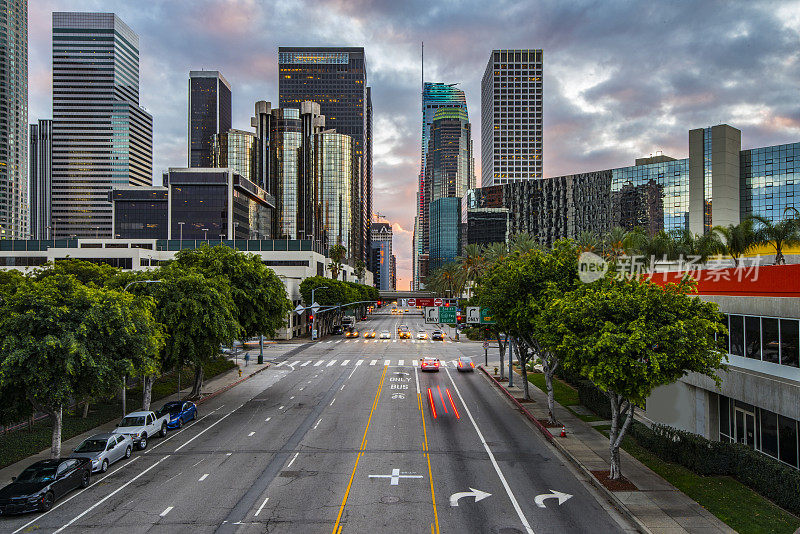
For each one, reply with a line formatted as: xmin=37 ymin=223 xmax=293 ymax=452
xmin=156 ymin=401 xmax=197 ymax=429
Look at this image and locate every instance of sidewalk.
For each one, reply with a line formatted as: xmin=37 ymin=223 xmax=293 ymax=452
xmin=481 ymin=368 xmax=734 ymax=534
xmin=0 ymin=343 xmax=302 ymax=485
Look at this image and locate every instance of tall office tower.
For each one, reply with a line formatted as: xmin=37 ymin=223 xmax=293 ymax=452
xmin=189 ymin=71 xmax=231 ymax=168
xmin=51 ymin=13 xmax=153 ymax=238
xmin=278 ymin=47 xmax=371 ymax=263
xmin=29 ymin=120 xmax=52 ymax=239
xmin=0 ymin=1 xmax=28 ymax=239
xmin=481 ymin=49 xmax=542 ymax=187
xmin=212 ymin=129 xmax=258 ymax=183
xmin=414 ymin=83 xmax=466 ymax=289
xmin=315 ymin=130 xmax=359 ymax=260
xmin=370 ymin=221 xmax=393 ymax=290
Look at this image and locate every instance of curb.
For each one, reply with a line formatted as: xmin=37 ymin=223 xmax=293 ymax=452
xmin=478 ymin=366 xmax=653 ymax=534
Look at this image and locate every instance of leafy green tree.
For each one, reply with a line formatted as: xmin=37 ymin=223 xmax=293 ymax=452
xmin=482 ymin=242 xmax=508 ymax=264
xmin=0 ymin=275 xmax=163 ymax=457
xmin=328 ymin=244 xmax=347 ymax=280
xmin=711 ymin=219 xmax=757 ymax=267
xmin=354 ymin=259 xmax=366 ymax=283
xmin=299 ymin=276 xmax=376 ymax=335
xmin=34 ymin=258 xmax=119 ymax=287
xmin=508 ymin=232 xmax=539 ymax=254
xmin=750 ymin=215 xmax=800 ymax=265
xmin=543 ymin=276 xmax=726 ymax=479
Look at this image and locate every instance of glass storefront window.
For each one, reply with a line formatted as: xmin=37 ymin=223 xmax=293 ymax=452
xmin=762 ymin=318 xmax=780 ymax=363
xmin=761 ymin=409 xmax=779 ymax=458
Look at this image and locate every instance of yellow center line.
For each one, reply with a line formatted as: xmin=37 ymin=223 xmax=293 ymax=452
xmin=331 ymin=365 xmax=388 ymax=534
xmin=418 ymin=392 xmax=439 ymax=534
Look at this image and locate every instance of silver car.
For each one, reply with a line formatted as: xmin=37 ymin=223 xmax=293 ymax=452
xmin=70 ymin=433 xmax=133 ymax=473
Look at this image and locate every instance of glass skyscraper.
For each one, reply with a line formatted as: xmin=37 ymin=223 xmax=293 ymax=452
xmin=29 ymin=120 xmax=52 ymax=239
xmin=213 ymin=129 xmax=258 ymax=184
xmin=51 ymin=12 xmax=153 ymax=238
xmin=0 ymin=1 xmax=27 ymax=239
xmin=315 ymin=131 xmax=358 ymax=259
xmin=481 ymin=49 xmax=543 ymax=187
xmin=189 ymin=71 xmax=231 ymax=168
xmin=429 ymin=197 xmax=461 ymax=272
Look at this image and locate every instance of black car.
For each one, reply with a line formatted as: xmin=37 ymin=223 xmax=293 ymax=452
xmin=431 ymin=330 xmax=444 ymax=341
xmin=0 ymin=458 xmax=91 ymax=515
xmin=332 ymin=325 xmax=343 ymax=335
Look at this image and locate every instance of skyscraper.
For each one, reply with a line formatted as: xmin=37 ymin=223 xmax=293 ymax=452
xmin=212 ymin=129 xmax=258 ymax=183
xmin=29 ymin=120 xmax=52 ymax=239
xmin=481 ymin=49 xmax=543 ymax=187
xmin=0 ymin=1 xmax=28 ymax=239
xmin=278 ymin=47 xmax=371 ymax=263
xmin=414 ymin=83 xmax=467 ymax=289
xmin=189 ymin=71 xmax=231 ymax=168
xmin=370 ymin=222 xmax=393 ymax=290
xmin=315 ymin=130 xmax=359 ymax=259
xmin=51 ymin=12 xmax=153 ymax=238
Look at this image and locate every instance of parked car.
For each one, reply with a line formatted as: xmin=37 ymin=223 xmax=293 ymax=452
xmin=156 ymin=401 xmax=198 ymax=429
xmin=112 ymin=410 xmax=170 ymax=450
xmin=431 ymin=330 xmax=444 ymax=341
xmin=457 ymin=356 xmax=475 ymax=372
xmin=70 ymin=433 xmax=133 ymax=473
xmin=0 ymin=458 xmax=91 ymax=514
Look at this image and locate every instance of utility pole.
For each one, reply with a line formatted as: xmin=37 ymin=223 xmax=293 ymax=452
xmin=311 ymin=286 xmax=328 ymax=341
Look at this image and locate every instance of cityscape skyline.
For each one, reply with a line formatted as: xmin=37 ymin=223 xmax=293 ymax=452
xmin=27 ymin=1 xmax=800 ymax=288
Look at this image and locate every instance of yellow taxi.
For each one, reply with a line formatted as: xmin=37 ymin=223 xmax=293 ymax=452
xmin=345 ymin=329 xmax=359 ymax=338
xmin=364 ymin=330 xmax=376 ymax=339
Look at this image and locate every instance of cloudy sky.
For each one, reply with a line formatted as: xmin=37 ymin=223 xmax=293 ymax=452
xmin=30 ymin=0 xmax=800 ymax=289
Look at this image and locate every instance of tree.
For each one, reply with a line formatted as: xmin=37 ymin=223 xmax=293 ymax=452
xmin=482 ymin=242 xmax=508 ymax=264
xmin=328 ymin=244 xmax=347 ymax=280
xmin=750 ymin=215 xmax=800 ymax=265
xmin=0 ymin=275 xmax=163 ymax=457
xmin=34 ymin=258 xmax=119 ymax=287
xmin=711 ymin=219 xmax=757 ymax=267
xmin=354 ymin=259 xmax=366 ymax=283
xmin=543 ymin=276 xmax=726 ymax=479
xmin=299 ymin=276 xmax=375 ymax=335
xmin=508 ymin=232 xmax=539 ymax=254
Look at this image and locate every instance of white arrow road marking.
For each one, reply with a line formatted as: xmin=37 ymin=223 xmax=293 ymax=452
xmin=534 ymin=490 xmax=572 ymax=508
xmin=449 ymin=488 xmax=492 ymax=507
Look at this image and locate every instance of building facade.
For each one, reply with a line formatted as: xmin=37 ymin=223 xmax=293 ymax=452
xmin=51 ymin=12 xmax=153 ymax=239
xmin=189 ymin=71 xmax=231 ymax=168
xmin=213 ymin=128 xmax=258 ymax=183
xmin=370 ymin=222 xmax=393 ymax=290
xmin=111 ymin=186 xmax=168 ymax=240
xmin=429 ymin=197 xmax=461 ymax=272
xmin=315 ymin=131 xmax=360 ymax=260
xmin=0 ymin=0 xmax=28 ymax=239
xmin=29 ymin=120 xmax=52 ymax=239
xmin=481 ymin=49 xmax=543 ymax=187
xmin=462 ymin=187 xmax=509 ymax=250
xmin=278 ymin=47 xmax=371 ymax=264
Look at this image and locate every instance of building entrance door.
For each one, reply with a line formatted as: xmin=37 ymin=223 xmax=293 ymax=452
xmin=735 ymin=407 xmax=755 ymax=448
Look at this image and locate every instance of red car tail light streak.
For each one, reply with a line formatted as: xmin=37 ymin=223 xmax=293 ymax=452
xmin=446 ymin=389 xmax=460 ymax=419
xmin=437 ymin=386 xmax=448 ymax=413
xmin=427 ymin=387 xmax=437 ymax=419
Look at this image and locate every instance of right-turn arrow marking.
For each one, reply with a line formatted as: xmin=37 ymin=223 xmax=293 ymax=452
xmin=450 ymin=487 xmax=492 ymax=507
xmin=534 ymin=489 xmax=572 ymax=508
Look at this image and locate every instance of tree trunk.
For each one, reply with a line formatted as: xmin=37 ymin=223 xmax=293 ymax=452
xmin=544 ymin=367 xmax=557 ymax=424
xmin=607 ymin=392 xmax=635 ymax=480
xmin=190 ymin=364 xmax=204 ymax=399
xmin=82 ymin=401 xmax=89 ymax=419
xmin=497 ymin=334 xmax=506 ymax=380
xmin=50 ymin=405 xmax=62 ymax=459
xmin=518 ymin=344 xmax=531 ymax=400
xmin=142 ymin=375 xmax=154 ymax=411
xmin=508 ymin=338 xmax=516 ymax=388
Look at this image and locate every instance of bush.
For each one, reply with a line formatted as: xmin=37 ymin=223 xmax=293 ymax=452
xmin=576 ymin=380 xmax=612 ymax=419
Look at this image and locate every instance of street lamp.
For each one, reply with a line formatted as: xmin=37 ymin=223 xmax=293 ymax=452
xmin=202 ymin=228 xmax=209 ymax=240
xmin=178 ymin=222 xmax=185 ymax=249
xmin=311 ymin=286 xmax=328 ymax=341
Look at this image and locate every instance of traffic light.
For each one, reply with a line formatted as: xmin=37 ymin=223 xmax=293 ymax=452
xmin=445 ymin=302 xmax=450 ymax=307
xmin=309 ymin=314 xmax=314 ymax=321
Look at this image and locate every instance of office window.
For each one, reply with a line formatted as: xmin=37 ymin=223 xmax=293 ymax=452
xmin=779 ymin=415 xmax=798 ymax=468
xmin=719 ymin=396 xmax=731 ymax=440
xmin=762 ymin=318 xmax=780 ymax=363
xmin=761 ymin=409 xmax=779 ymax=458
xmin=729 ymin=315 xmax=744 ymax=356
xmin=780 ymin=319 xmax=799 ymax=367
xmin=745 ymin=316 xmax=761 ymax=359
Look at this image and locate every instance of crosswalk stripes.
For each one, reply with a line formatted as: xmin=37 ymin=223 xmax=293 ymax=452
xmin=355 ymin=360 xmax=363 ymax=366
xmin=314 ymin=360 xmax=324 ymax=366
xmin=301 ymin=361 xmax=311 ymax=366
xmin=412 ymin=360 xmax=419 ymax=367
xmin=370 ymin=359 xmax=377 ymax=366
xmin=341 ymin=359 xmax=350 ymax=366
xmin=384 ymin=359 xmax=390 ymax=366
xmin=326 ymin=360 xmax=337 ymax=367
xmin=272 ymin=357 xmax=461 ymax=371
xmin=398 ymin=359 xmax=404 ymax=365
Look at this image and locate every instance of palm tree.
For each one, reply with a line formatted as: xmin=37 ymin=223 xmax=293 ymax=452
xmin=669 ymin=228 xmax=721 ymax=263
xmin=750 ymin=215 xmax=800 ymax=265
xmin=623 ymin=228 xmax=673 ymax=260
xmin=576 ymin=231 xmax=600 ymax=254
xmin=427 ymin=263 xmax=467 ymax=298
xmin=457 ymin=244 xmax=486 ymax=297
xmin=483 ymin=241 xmax=508 ymax=264
xmin=328 ymin=244 xmax=347 ymax=280
xmin=711 ymin=219 xmax=757 ymax=267
xmin=353 ymin=259 xmax=366 ymax=283
xmin=509 ymin=232 xmax=539 ymax=254
xmin=603 ymin=227 xmax=628 ymax=260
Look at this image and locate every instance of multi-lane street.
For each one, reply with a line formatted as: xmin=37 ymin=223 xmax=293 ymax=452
xmin=3 ymin=311 xmax=631 ymax=533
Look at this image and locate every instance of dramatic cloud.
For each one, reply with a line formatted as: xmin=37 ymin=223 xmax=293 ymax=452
xmin=29 ymin=0 xmax=800 ymax=289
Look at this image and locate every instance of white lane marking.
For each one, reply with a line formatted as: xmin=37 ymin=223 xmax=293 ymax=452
xmin=327 ymin=360 xmax=337 ymax=367
xmin=290 ymin=396 xmax=295 ymax=399
xmin=398 ymin=359 xmax=404 ymax=366
xmin=315 ymin=360 xmax=324 ymax=366
xmin=301 ymin=360 xmax=311 ymax=366
xmin=248 ymin=432 xmax=255 ymax=437
xmin=341 ymin=359 xmax=350 ymax=366
xmin=370 ymin=360 xmax=378 ymax=366
xmin=413 ymin=360 xmax=419 ymax=367
xmin=199 ymin=473 xmax=209 ymax=482
xmin=275 ymin=361 xmax=287 ymax=367
xmin=392 ymin=339 xmax=397 ymax=343
xmin=286 ymin=452 xmax=300 ymax=468
xmin=445 ymin=368 xmax=534 ymax=534
xmin=265 ymin=417 xmax=271 ymax=422
xmin=174 ymin=409 xmax=236 ymax=452
xmin=341 ymin=384 xmax=346 ymax=391
xmin=330 ymin=398 xmax=336 ymax=406
xmin=384 ymin=359 xmax=390 ymax=366
xmin=313 ymin=418 xmax=322 ymax=429
xmin=160 ymin=506 xmax=174 ymax=517
xmin=226 ymin=453 xmax=232 ymax=456
xmin=344 ymin=340 xmax=350 ymax=344
xmin=335 ymin=340 xmax=341 ymax=344
xmin=414 ymin=365 xmax=420 ymax=395
xmin=144 ymin=405 xmax=224 ymax=454
xmin=279 ymin=405 xmax=285 ymax=410
xmin=299 ymin=387 xmax=304 ymax=391
xmin=53 ymin=456 xmax=170 ymax=533
xmin=411 ymin=340 xmax=416 ymax=344
xmin=254 ymin=496 xmax=270 ymax=516
xmin=355 ymin=360 xmax=363 ymax=366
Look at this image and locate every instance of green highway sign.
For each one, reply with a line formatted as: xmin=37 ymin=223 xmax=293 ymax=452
xmin=480 ymin=308 xmax=495 ymax=324
xmin=438 ymin=307 xmax=457 ymax=324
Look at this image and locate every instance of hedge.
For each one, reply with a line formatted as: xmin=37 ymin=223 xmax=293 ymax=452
xmin=575 ymin=380 xmax=612 ymax=419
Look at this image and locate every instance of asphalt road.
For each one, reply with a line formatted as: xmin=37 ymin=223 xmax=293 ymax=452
xmin=2 ymin=312 xmax=631 ymax=534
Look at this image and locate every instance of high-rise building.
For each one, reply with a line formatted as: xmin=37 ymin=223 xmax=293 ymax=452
xmin=429 ymin=197 xmax=461 ymax=272
xmin=0 ymin=1 xmax=28 ymax=239
xmin=414 ymin=83 xmax=467 ymax=289
xmin=189 ymin=71 xmax=231 ymax=168
xmin=30 ymin=120 xmax=52 ymax=239
xmin=315 ymin=131 xmax=359 ymax=259
xmin=370 ymin=222 xmax=393 ymax=290
xmin=481 ymin=49 xmax=543 ymax=187
xmin=278 ymin=47 xmax=371 ymax=263
xmin=51 ymin=12 xmax=153 ymax=238
xmin=212 ymin=129 xmax=258 ymax=183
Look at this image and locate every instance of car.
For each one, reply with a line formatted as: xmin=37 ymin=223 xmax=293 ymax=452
xmin=417 ymin=331 xmax=428 ymax=340
xmin=360 ymin=315 xmax=367 ymax=321
xmin=112 ymin=410 xmax=170 ymax=450
xmin=457 ymin=356 xmax=475 ymax=372
xmin=399 ymin=330 xmax=411 ymax=339
xmin=345 ymin=330 xmax=359 ymax=338
xmin=397 ymin=324 xmax=409 ymax=334
xmin=431 ymin=330 xmax=444 ymax=341
xmin=379 ymin=330 xmax=391 ymax=339
xmin=157 ymin=401 xmax=198 ymax=430
xmin=0 ymin=458 xmax=91 ymax=514
xmin=420 ymin=357 xmax=441 ymax=372
xmin=70 ymin=433 xmax=133 ymax=473
xmin=363 ymin=330 xmax=376 ymax=339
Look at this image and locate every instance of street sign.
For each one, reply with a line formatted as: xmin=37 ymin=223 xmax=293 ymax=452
xmin=311 ymin=301 xmax=321 ymax=314
xmin=294 ymin=304 xmax=305 ymax=315
xmin=466 ymin=307 xmax=480 ymax=324
xmin=425 ymin=307 xmax=439 ymax=324
xmin=483 ymin=340 xmax=489 ymax=349
xmin=439 ymin=306 xmax=457 ymax=324
xmin=434 ymin=297 xmax=443 ymax=306
xmin=312 ymin=329 xmax=318 ymax=340
xmin=480 ymin=308 xmax=495 ymax=324
xmin=415 ymin=298 xmax=435 ymax=307
xmin=400 ymin=298 xmax=406 ymax=307
xmin=407 ymin=298 xmax=416 ymax=307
